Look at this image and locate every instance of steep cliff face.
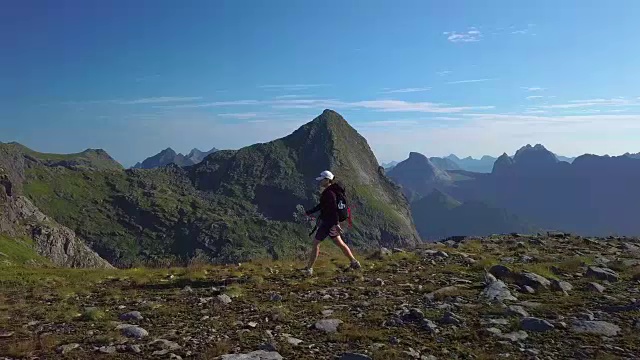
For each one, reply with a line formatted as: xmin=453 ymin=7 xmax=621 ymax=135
xmin=0 ymin=143 xmax=113 ymax=268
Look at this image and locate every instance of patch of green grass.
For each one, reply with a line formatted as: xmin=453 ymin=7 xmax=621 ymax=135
xmin=81 ymin=307 xmax=107 ymax=321
xmin=0 ymin=235 xmax=50 ymax=266
xmin=224 ymin=284 xmax=244 ymax=298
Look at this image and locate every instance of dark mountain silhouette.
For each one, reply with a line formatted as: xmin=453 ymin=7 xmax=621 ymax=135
xmin=133 ymin=147 xmax=219 ymax=169
xmin=411 ymin=189 xmax=539 ymax=241
xmin=133 ymin=148 xmax=194 ymax=169
xmin=387 ymin=152 xmax=453 ymax=201
xmin=448 ymin=144 xmax=640 ymax=236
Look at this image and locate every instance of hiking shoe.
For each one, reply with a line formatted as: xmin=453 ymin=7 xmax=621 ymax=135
xmin=350 ymin=260 xmax=361 ymax=269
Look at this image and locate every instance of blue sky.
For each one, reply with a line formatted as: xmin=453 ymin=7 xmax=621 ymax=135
xmin=2 ymin=0 xmax=640 ymax=167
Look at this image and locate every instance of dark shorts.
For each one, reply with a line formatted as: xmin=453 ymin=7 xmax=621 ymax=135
xmin=315 ymin=222 xmax=342 ymax=241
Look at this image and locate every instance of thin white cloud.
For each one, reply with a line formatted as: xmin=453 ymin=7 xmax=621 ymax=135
xmin=359 ymin=120 xmax=420 ymax=127
xmin=539 ymin=98 xmax=638 ymax=109
xmin=158 ymin=97 xmax=494 ymax=114
xmin=447 ymin=79 xmax=494 ymax=84
xmin=444 ymin=29 xmax=482 ymax=43
xmin=116 ymin=97 xmax=203 ymax=105
xmin=257 ymin=84 xmax=329 ymax=91
xmin=159 ymin=100 xmax=262 ymax=109
xmin=218 ymin=113 xmax=259 ymax=119
xmin=512 ymin=30 xmax=528 ymax=35
xmin=381 ymin=87 xmax=431 ymax=94
xmin=526 ymin=96 xmax=544 ymax=100
xmin=352 ymin=100 xmax=494 ymax=113
xmin=437 ymin=70 xmax=452 ymax=76
xmin=521 ymin=87 xmax=545 ymax=91
xmin=273 ymin=94 xmax=314 ymax=99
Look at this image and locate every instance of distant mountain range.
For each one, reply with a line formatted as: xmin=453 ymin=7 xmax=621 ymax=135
xmin=133 ymin=147 xmax=218 ymax=169
xmin=389 ymin=144 xmax=640 ymax=238
xmin=384 ymin=152 xmax=578 ymax=174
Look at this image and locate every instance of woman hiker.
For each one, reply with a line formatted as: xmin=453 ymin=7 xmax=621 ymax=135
xmin=303 ymin=170 xmax=361 ymax=275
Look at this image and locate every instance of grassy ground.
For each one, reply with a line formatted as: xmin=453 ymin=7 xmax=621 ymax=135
xmin=1 ymin=235 xmax=639 ymax=359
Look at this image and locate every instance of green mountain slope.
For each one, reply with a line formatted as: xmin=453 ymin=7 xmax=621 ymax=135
xmin=3 ymin=142 xmax=123 ymax=170
xmin=9 ymin=110 xmax=419 ymax=267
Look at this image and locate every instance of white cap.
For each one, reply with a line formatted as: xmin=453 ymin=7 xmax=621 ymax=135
xmin=315 ymin=170 xmax=334 ymax=181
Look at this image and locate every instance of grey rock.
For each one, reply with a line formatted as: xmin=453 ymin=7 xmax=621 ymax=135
xmin=57 ymin=343 xmax=80 ymax=354
xmin=516 ymin=272 xmax=551 ymax=290
xmin=634 ymin=319 xmax=640 ymax=329
xmin=127 ymin=344 xmax=142 ymax=353
xmin=572 ymin=320 xmax=621 ymax=336
xmin=219 ymin=350 xmax=284 ymax=360
xmin=315 ymin=319 xmax=343 ymax=333
xmin=270 ymin=293 xmax=282 ymax=302
xmin=441 ymin=311 xmax=464 ymax=325
xmin=217 ymin=294 xmax=232 ymax=305
xmin=285 ymin=336 xmax=303 ymax=346
xmin=586 ymin=282 xmax=606 ymax=293
xmin=485 ymin=327 xmax=503 ymax=336
xmin=435 ymin=250 xmax=449 ymax=258
xmin=182 ymin=285 xmax=193 ymax=293
xmin=483 ymin=318 xmax=509 ymax=326
xmin=321 ymin=309 xmax=334 ymax=317
xmin=0 ymin=331 xmax=14 ymax=338
xmin=119 ymin=311 xmax=143 ymax=321
xmin=521 ymin=317 xmax=555 ymax=332
xmin=520 ymin=285 xmax=536 ymax=294
xmin=339 ymin=353 xmax=372 ymax=360
xmin=421 ymin=319 xmax=439 ymax=333
xmin=489 ymin=265 xmax=513 ymax=280
xmin=118 ymin=324 xmax=149 ymax=339
xmin=403 ymin=348 xmax=421 ymax=358
xmin=99 ymin=346 xmax=117 ymax=354
xmin=169 ymin=354 xmax=183 ymax=360
xmin=150 ymin=338 xmax=181 ymax=351
xmin=4 ymin=196 xmax=113 ymax=268
xmin=506 ymin=305 xmax=529 ymax=318
xmin=374 ymin=278 xmax=385 ymax=286
xmin=500 ymin=331 xmax=528 ymax=342
xmin=409 ymin=308 xmax=425 ymax=320
xmin=578 ymin=312 xmax=595 ymax=321
xmin=586 ymin=266 xmax=619 ymax=282
xmin=551 ymin=280 xmax=573 ymax=293
xmin=481 ymin=280 xmax=518 ymax=302
xmin=601 ymin=300 xmax=640 ymax=313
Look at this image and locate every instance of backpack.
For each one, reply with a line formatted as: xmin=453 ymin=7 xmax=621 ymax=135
xmin=335 ymin=190 xmax=352 ymax=225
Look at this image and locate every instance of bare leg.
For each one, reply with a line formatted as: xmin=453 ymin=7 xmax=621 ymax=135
xmin=332 ymin=235 xmax=356 ymax=262
xmin=306 ymin=239 xmax=321 ymax=269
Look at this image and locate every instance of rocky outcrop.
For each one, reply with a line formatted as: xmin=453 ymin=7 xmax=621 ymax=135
xmin=0 ymin=146 xmax=112 ymax=268
xmin=15 ymin=196 xmax=113 ymax=268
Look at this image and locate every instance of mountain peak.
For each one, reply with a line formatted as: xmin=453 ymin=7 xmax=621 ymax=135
xmin=512 ymin=143 xmax=558 ymax=168
xmin=492 ymin=153 xmax=514 ymax=173
xmin=387 ymin=152 xmax=453 ymax=200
